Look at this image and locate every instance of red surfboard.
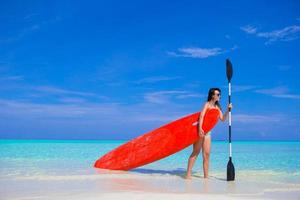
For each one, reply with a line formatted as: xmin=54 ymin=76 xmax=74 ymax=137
xmin=94 ymin=108 xmax=220 ymax=170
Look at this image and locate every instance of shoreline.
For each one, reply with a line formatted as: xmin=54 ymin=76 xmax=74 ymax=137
xmin=1 ymin=139 xmax=300 ymax=143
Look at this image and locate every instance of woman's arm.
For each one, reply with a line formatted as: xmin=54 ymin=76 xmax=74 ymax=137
xmin=198 ymin=102 xmax=209 ymax=135
xmin=219 ymin=103 xmax=232 ymax=121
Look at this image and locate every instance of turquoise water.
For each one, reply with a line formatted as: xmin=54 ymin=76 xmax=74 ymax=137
xmin=1 ymin=139 xmax=300 ymax=200
xmin=1 ymin=139 xmax=300 ymax=179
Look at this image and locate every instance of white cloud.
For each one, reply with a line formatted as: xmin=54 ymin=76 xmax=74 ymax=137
xmin=129 ymin=113 xmax=182 ymax=123
xmin=255 ymin=86 xmax=289 ymax=95
xmin=0 ymin=83 xmax=109 ymax=102
xmin=167 ymin=47 xmax=224 ymax=59
xmin=234 ymin=114 xmax=282 ymax=123
xmin=33 ymin=86 xmax=96 ymax=97
xmin=0 ymin=98 xmax=186 ymax=124
xmin=223 ymin=85 xmax=257 ymax=93
xmin=255 ymin=86 xmax=300 ymax=99
xmin=271 ymin=94 xmax=300 ymax=99
xmin=144 ymin=90 xmax=186 ymax=104
xmin=134 ymin=76 xmax=181 ymax=84
xmin=184 ymin=81 xmax=201 ymax=88
xmin=241 ymin=24 xmax=300 ymax=44
xmin=176 ymin=93 xmax=203 ymax=99
xmin=257 ymin=25 xmax=300 ymax=43
xmin=0 ymin=75 xmax=24 ymax=81
xmin=59 ymin=97 xmax=87 ymax=103
xmin=144 ymin=90 xmax=202 ymax=104
xmin=0 ymin=99 xmax=121 ymax=119
xmin=230 ymin=45 xmax=239 ymax=51
xmin=233 ymin=85 xmax=257 ymax=92
xmin=240 ymin=25 xmax=257 ymax=34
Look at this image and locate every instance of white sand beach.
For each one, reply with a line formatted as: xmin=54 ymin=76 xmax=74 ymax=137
xmin=1 ymin=168 xmax=300 ymax=200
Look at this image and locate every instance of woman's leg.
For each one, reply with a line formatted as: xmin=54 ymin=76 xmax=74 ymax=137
xmin=202 ymin=135 xmax=211 ymax=178
xmin=186 ymin=138 xmax=203 ymax=179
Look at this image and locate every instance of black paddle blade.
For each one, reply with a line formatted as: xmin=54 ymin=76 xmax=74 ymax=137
xmin=226 ymin=59 xmax=233 ymax=82
xmin=227 ymin=157 xmax=235 ymax=181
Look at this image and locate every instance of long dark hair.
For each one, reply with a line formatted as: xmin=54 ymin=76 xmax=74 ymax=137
xmin=207 ymin=88 xmax=221 ymax=109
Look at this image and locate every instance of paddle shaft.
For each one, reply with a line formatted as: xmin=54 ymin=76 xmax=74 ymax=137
xmin=228 ymin=81 xmax=232 ymax=158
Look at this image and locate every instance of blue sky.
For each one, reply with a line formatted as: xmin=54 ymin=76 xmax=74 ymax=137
xmin=0 ymin=0 xmax=299 ymax=140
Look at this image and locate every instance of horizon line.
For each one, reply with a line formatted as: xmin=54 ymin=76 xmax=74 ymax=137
xmin=1 ymin=138 xmax=299 ymax=142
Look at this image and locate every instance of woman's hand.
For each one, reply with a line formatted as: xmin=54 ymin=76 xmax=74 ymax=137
xmin=198 ymin=128 xmax=205 ymax=138
xmin=227 ymin=103 xmax=233 ymax=111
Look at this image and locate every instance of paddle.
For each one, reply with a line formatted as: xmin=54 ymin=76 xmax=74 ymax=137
xmin=226 ymin=59 xmax=235 ymax=181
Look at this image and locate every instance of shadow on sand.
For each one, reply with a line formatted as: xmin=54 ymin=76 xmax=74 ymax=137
xmin=130 ymin=168 xmax=187 ymax=179
xmin=131 ymin=168 xmax=227 ymax=181
xmin=96 ymin=167 xmax=226 ymax=181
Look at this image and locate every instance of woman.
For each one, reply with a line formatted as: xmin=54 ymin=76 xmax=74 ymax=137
xmin=186 ymin=88 xmax=232 ymax=179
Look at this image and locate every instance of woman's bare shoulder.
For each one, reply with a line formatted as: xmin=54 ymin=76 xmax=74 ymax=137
xmin=202 ymin=102 xmax=209 ymax=108
xmin=200 ymin=102 xmax=209 ymax=112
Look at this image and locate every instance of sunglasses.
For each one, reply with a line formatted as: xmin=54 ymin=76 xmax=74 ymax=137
xmin=215 ymin=93 xmax=221 ymax=97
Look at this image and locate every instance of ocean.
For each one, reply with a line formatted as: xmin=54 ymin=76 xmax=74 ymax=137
xmin=1 ymin=139 xmax=300 ymax=199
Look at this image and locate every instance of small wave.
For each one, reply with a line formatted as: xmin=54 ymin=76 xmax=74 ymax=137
xmin=264 ymin=188 xmax=300 ymax=192
xmin=235 ymin=170 xmax=300 ymax=177
xmin=13 ymin=171 xmax=181 ymax=181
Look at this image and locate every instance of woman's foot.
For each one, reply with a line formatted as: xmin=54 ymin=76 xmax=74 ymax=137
xmin=185 ymin=173 xmax=192 ymax=179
